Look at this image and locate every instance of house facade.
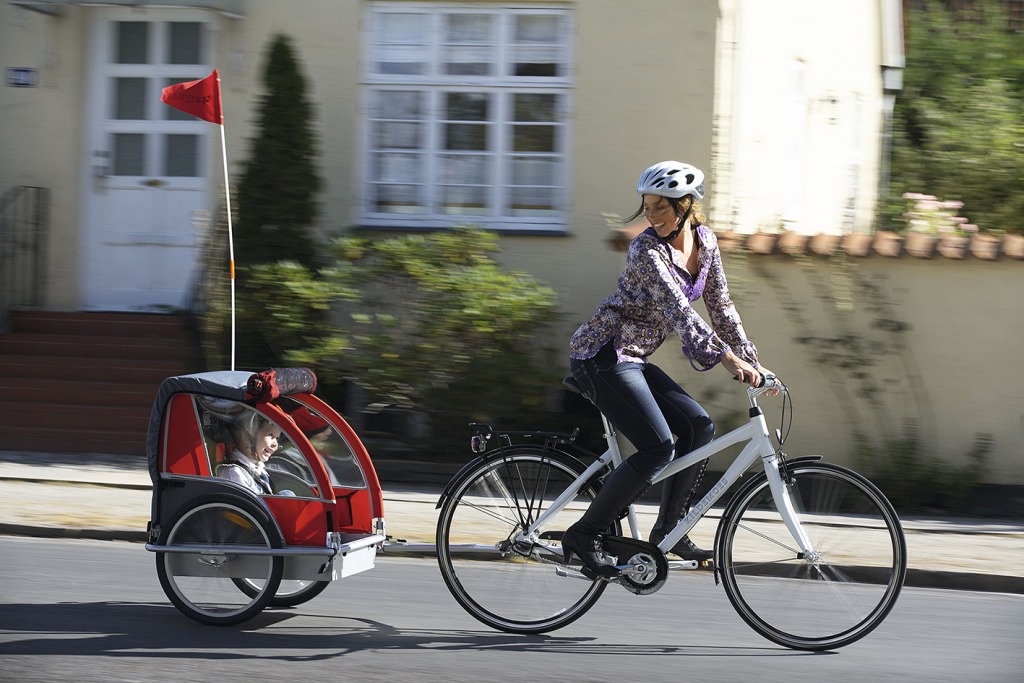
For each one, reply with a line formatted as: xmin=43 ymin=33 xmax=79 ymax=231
xmin=14 ymin=1 xmax=1018 ymax=488
xmin=2 ymin=0 xmax=900 ymax=313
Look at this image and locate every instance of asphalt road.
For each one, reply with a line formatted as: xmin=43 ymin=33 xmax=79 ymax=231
xmin=1 ymin=536 xmax=1022 ymax=683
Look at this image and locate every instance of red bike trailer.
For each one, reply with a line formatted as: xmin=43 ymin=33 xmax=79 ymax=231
xmin=144 ymin=368 xmax=386 ymax=625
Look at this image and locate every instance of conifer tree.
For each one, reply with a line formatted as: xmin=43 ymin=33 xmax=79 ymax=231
xmin=236 ymin=34 xmax=321 ymax=268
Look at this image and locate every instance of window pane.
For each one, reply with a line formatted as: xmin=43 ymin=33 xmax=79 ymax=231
xmin=374 ymin=13 xmax=429 ymax=75
xmin=443 ymin=13 xmax=494 ymax=76
xmin=511 ymin=14 xmax=563 ymax=77
xmin=380 ymin=12 xmax=425 ymax=42
xmin=441 ymin=185 xmax=489 ymax=215
xmin=164 ymin=134 xmax=198 ymax=176
xmin=373 ymin=152 xmax=422 ymax=183
xmin=375 ymin=121 xmax=423 ymax=149
xmin=511 ymin=157 xmax=558 ymax=186
xmin=509 ymin=187 xmax=557 ymax=217
xmin=446 ymin=124 xmax=488 ymax=151
xmin=374 ymin=90 xmax=424 ymax=119
xmin=112 ymin=133 xmax=145 ymax=176
xmin=444 ymin=93 xmax=490 ymax=151
xmin=164 ymin=77 xmax=198 ymax=120
xmin=440 ymin=154 xmax=490 ymax=215
xmin=114 ymin=77 xmax=147 ymax=120
xmin=514 ymin=93 xmax=557 ymax=122
xmin=446 ymin=92 xmax=489 ymax=121
xmin=513 ymin=125 xmax=555 ymax=153
xmin=168 ymin=22 xmax=203 ymax=65
xmin=439 ymin=154 xmax=489 ymax=185
xmin=516 ymin=14 xmax=559 ymax=43
xmin=116 ymin=22 xmax=149 ymax=64
xmin=371 ymin=183 xmax=423 ymax=213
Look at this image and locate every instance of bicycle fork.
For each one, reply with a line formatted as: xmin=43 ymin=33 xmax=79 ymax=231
xmin=762 ymin=453 xmax=818 ymax=562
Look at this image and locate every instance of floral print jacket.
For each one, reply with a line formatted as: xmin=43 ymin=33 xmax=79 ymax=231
xmin=569 ymin=224 xmax=758 ymax=370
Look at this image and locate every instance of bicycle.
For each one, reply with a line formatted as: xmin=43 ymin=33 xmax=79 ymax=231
xmin=435 ymin=374 xmax=907 ymax=651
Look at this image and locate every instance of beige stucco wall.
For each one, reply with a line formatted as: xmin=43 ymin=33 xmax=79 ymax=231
xmin=637 ymin=253 xmax=1024 ymax=486
xmin=0 ymin=3 xmax=89 ymax=308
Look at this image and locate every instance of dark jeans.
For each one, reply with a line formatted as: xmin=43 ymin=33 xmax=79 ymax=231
xmin=570 ymin=344 xmax=715 ymax=481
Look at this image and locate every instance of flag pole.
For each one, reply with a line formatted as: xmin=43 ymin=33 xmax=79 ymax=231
xmin=219 ymin=122 xmax=236 ymax=371
xmin=161 ymin=69 xmax=233 ymax=370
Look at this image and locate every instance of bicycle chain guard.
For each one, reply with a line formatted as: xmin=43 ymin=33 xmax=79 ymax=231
xmin=603 ymin=536 xmax=668 ymax=596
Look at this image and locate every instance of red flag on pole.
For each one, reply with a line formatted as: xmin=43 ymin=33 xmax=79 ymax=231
xmin=161 ymin=69 xmax=222 ymax=124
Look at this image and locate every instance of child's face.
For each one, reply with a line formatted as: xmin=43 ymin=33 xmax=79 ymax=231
xmin=252 ymin=424 xmax=281 ymax=462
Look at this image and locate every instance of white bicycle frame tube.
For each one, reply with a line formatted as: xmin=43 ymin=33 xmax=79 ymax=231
xmin=523 ymin=389 xmax=815 ymax=557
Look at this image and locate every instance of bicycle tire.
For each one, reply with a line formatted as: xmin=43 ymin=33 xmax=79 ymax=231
xmin=436 ymin=446 xmax=618 ymax=634
xmin=716 ymin=461 xmax=907 ymax=650
xmin=156 ymin=495 xmax=284 ymax=626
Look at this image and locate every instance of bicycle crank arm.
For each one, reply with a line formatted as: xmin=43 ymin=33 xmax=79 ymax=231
xmin=666 ymin=559 xmax=701 ymax=570
xmin=554 ymin=565 xmax=615 ymax=582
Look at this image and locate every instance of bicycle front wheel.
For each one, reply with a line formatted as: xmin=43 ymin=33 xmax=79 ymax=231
xmin=436 ymin=447 xmax=615 ymax=634
xmin=717 ymin=461 xmax=907 ymax=650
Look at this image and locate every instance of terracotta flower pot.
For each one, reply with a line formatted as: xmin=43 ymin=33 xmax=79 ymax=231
xmin=843 ymin=232 xmax=874 ymax=257
xmin=937 ymin=234 xmax=969 ymax=259
xmin=778 ymin=231 xmax=809 ymax=256
xmin=809 ymin=233 xmax=842 ymax=256
xmin=873 ymin=231 xmax=904 ymax=258
xmin=904 ymin=231 xmax=939 ymax=258
xmin=969 ymin=233 xmax=1002 ymax=261
xmin=715 ymin=230 xmax=744 ymax=253
xmin=1002 ymin=233 xmax=1024 ymax=259
xmin=746 ymin=232 xmax=778 ymax=255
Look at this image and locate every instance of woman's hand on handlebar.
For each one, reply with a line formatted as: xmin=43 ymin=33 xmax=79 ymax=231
xmin=722 ymin=351 xmax=779 ymax=396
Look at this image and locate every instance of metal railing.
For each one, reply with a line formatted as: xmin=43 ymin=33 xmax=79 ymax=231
xmin=0 ymin=186 xmax=49 ymax=332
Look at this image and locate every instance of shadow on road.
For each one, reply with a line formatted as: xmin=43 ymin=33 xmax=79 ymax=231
xmin=0 ymin=601 xmax=828 ymax=659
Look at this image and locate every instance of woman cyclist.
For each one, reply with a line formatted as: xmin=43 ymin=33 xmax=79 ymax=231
xmin=563 ymin=160 xmax=774 ymax=579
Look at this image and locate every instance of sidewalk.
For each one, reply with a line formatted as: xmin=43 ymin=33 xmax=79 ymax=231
xmin=1 ymin=451 xmax=1022 ymax=594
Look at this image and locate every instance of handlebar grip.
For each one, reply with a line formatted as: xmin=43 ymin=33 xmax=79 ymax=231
xmin=734 ymin=372 xmax=778 ymax=389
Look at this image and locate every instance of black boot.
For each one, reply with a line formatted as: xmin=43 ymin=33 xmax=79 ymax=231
xmin=562 ymin=462 xmax=651 ymax=579
xmin=649 ymin=460 xmax=713 ymax=562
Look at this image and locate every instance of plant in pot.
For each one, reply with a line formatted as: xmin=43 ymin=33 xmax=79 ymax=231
xmin=1003 ymin=230 xmax=1024 ymax=259
xmin=900 ymin=193 xmax=976 ymax=259
xmin=970 ymin=228 xmax=1003 ymax=260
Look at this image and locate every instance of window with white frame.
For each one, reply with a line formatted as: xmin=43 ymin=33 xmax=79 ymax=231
xmin=362 ymin=3 xmax=573 ymax=231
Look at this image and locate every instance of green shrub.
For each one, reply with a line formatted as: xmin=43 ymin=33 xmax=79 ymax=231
xmin=244 ymin=226 xmax=566 ymax=457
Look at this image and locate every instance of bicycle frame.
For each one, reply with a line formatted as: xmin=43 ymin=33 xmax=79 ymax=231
xmin=522 ymin=383 xmax=815 ymax=559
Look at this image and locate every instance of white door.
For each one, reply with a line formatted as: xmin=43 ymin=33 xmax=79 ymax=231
xmin=81 ymin=8 xmax=216 ymax=311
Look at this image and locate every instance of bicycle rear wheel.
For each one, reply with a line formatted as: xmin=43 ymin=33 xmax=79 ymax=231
xmin=717 ymin=461 xmax=906 ymax=650
xmin=436 ymin=447 xmax=616 ymax=634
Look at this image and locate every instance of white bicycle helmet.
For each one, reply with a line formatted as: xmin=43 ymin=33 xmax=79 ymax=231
xmin=637 ymin=161 xmax=705 ymax=200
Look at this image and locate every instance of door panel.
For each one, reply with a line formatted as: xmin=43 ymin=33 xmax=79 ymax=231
xmin=82 ymin=9 xmax=215 ymax=310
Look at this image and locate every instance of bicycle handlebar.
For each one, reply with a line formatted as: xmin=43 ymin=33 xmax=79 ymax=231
xmin=744 ymin=372 xmax=785 ymax=396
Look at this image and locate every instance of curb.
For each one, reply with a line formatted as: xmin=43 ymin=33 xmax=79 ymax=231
xmin=3 ymin=521 xmax=1023 ymax=595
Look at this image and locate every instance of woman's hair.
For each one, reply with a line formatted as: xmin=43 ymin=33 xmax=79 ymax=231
xmin=626 ymin=195 xmax=707 ymax=226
